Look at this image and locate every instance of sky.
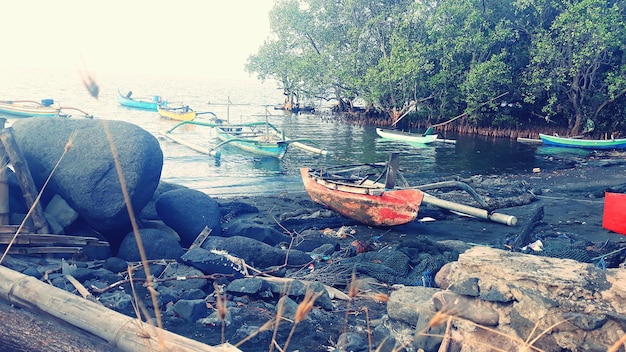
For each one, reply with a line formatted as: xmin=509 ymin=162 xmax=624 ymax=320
xmin=1 ymin=1 xmax=276 ymax=79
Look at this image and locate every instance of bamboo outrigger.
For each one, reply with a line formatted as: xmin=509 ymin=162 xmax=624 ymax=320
xmin=302 ymin=153 xmax=517 ymax=227
xmin=161 ymin=119 xmax=329 ymax=160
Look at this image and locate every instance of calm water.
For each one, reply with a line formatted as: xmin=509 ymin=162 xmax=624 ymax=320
xmin=0 ymin=68 xmax=586 ymax=197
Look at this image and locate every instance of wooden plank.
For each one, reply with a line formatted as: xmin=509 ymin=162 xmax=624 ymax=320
xmin=0 ymin=234 xmax=105 ymax=246
xmin=1 ymin=246 xmax=84 ymax=255
xmin=189 ymin=226 xmax=212 ymax=249
xmin=0 ymin=225 xmax=31 ymax=234
xmin=0 ymin=165 xmax=8 ymax=225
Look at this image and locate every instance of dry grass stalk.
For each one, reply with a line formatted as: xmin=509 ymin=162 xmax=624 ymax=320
xmin=101 ymin=120 xmax=166 ymax=349
xmin=213 ymin=282 xmax=229 ymax=346
xmin=363 ymin=307 xmax=372 ymax=352
xmin=268 ymin=282 xmax=290 ymax=352
xmin=282 ymin=286 xmax=323 ymax=351
xmin=608 ymin=333 xmax=626 ymax=352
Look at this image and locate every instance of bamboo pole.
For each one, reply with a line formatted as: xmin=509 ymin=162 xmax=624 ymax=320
xmin=421 ymin=193 xmax=517 ymax=226
xmin=0 ymin=119 xmax=8 ymax=226
xmin=0 ymin=265 xmax=241 ymax=352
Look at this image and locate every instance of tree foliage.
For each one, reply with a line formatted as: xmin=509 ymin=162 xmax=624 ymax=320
xmin=246 ymin=0 xmax=626 ymax=136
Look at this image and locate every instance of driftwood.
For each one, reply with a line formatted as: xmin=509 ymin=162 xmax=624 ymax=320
xmin=0 ymin=128 xmax=49 ymax=233
xmin=0 ymin=232 xmax=109 ymax=255
xmin=0 ymin=265 xmax=241 ymax=352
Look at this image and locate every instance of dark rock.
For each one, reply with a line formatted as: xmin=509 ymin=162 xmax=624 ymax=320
xmin=156 ymin=286 xmax=179 ymax=305
xmin=336 ymin=332 xmax=368 ymax=352
xmin=160 ymin=262 xmax=207 ymax=290
xmin=70 ymin=267 xmax=96 ymax=281
xmin=103 ymin=257 xmax=128 ymax=273
xmin=265 ymin=279 xmax=333 ymax=310
xmin=201 ymin=236 xmax=311 ymax=269
xmin=173 ymin=299 xmax=208 ymax=322
xmin=448 ymin=277 xmax=480 ymax=297
xmin=11 ymin=118 xmax=163 ymax=239
xmin=289 ymin=230 xmax=340 ymax=253
xmin=180 ymin=247 xmax=246 ymax=278
xmin=99 ymin=291 xmax=133 ymax=311
xmin=218 ymin=201 xmax=259 ymax=222
xmin=179 ymin=289 xmax=207 ymax=301
xmin=222 ymin=218 xmax=290 ymax=246
xmin=156 ymin=188 xmax=221 ymax=247
xmin=117 ymin=228 xmax=184 ymax=261
xmin=21 ymin=267 xmax=42 ymax=278
xmin=480 ymin=286 xmax=515 ymax=303
xmin=43 ymin=194 xmax=79 ymax=234
xmin=563 ymin=312 xmax=607 ymax=331
xmin=275 ymin=295 xmax=299 ymax=321
xmin=226 ymin=278 xmax=269 ymax=295
xmin=140 ymin=182 xmax=186 ymax=220
xmin=310 ymin=243 xmax=337 ymax=260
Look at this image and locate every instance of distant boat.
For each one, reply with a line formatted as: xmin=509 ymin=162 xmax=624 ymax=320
xmin=0 ymin=99 xmax=61 ymax=117
xmin=538 ymin=133 xmax=626 ymax=150
xmin=117 ymin=90 xmax=163 ymax=111
xmin=161 ymin=118 xmax=325 ymax=160
xmin=214 ymin=121 xmax=289 ymax=159
xmin=376 ymin=127 xmax=456 ymax=144
xmin=157 ymin=104 xmax=196 ymax=121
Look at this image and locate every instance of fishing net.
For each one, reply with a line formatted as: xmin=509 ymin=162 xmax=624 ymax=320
xmin=336 ymin=236 xmax=460 ymax=286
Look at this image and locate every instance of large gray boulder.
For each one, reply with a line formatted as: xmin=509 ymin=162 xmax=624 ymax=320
xmin=155 ymin=188 xmax=222 ymax=247
xmin=10 ymin=118 xmax=163 ymax=239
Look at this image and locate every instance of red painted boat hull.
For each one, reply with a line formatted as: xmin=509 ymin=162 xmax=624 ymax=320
xmin=300 ymin=168 xmax=424 ymax=226
xmin=603 ymin=192 xmax=626 ymax=235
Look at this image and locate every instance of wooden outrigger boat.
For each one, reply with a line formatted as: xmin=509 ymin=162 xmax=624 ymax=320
xmin=376 ymin=127 xmax=439 ymax=144
xmin=117 ymin=90 xmax=163 ymax=111
xmin=300 ymin=163 xmax=424 ymax=226
xmin=376 ymin=127 xmax=456 ymax=144
xmin=214 ymin=122 xmax=289 ymax=159
xmin=0 ymin=99 xmax=61 ymax=117
xmin=157 ymin=103 xmax=196 ymax=121
xmin=161 ymin=119 xmax=326 ymax=160
xmin=539 ymin=133 xmax=626 ymax=150
xmin=301 ymin=153 xmax=517 ymax=227
xmin=0 ymin=99 xmax=93 ymax=118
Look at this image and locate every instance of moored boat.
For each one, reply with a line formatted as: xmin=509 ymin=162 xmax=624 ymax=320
xmin=161 ymin=119 xmax=324 ymax=160
xmin=214 ymin=122 xmax=289 ymax=159
xmin=538 ymin=133 xmax=626 ymax=150
xmin=376 ymin=127 xmax=456 ymax=144
xmin=301 ymin=154 xmax=517 ymax=227
xmin=0 ymin=99 xmax=61 ymax=117
xmin=376 ymin=127 xmax=439 ymax=144
xmin=157 ymin=104 xmax=196 ymax=121
xmin=300 ymin=155 xmax=425 ymax=226
xmin=117 ymin=90 xmax=163 ymax=111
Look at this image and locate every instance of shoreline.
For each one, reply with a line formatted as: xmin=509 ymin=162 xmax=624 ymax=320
xmin=217 ymin=158 xmax=626 ymax=250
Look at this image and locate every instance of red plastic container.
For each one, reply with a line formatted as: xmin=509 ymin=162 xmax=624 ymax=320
xmin=603 ymin=192 xmax=626 ymax=235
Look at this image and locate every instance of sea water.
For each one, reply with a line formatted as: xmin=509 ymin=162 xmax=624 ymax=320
xmin=0 ymin=68 xmax=571 ymax=198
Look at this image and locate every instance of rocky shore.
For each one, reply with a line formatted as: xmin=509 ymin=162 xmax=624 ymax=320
xmin=0 ymin=118 xmax=625 ymax=351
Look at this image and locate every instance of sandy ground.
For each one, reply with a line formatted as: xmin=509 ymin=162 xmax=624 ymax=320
xmin=226 ymin=156 xmax=626 ymax=254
